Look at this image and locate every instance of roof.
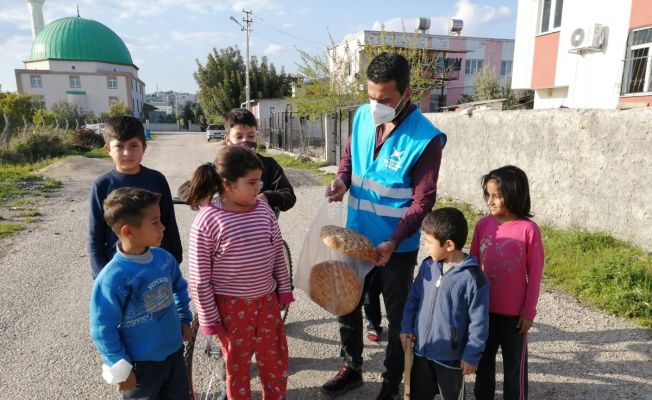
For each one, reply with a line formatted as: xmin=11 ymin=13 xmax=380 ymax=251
xmin=29 ymin=17 xmax=134 ymax=67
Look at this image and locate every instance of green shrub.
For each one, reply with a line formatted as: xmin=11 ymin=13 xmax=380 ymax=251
xmin=13 ymin=133 xmax=69 ymax=162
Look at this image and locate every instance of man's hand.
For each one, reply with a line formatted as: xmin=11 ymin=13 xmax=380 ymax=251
xmin=399 ymin=333 xmax=415 ymax=352
xmin=325 ymin=178 xmax=347 ymax=202
xmin=461 ymin=361 xmax=477 ymax=375
xmin=117 ymin=370 xmax=136 ymax=391
xmin=256 ymin=193 xmax=268 ymax=203
xmin=517 ymin=315 xmax=533 ymax=334
xmin=374 ymin=241 xmax=396 ymax=266
xmin=182 ymin=323 xmax=192 ymax=342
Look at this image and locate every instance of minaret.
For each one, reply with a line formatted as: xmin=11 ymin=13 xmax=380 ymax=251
xmin=26 ymin=0 xmax=46 ymax=38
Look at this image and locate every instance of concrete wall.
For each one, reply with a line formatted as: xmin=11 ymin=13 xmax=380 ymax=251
xmin=426 ymin=108 xmax=652 ymax=250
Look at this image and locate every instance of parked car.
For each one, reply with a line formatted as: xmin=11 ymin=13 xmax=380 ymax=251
xmin=206 ymin=124 xmax=226 ymax=142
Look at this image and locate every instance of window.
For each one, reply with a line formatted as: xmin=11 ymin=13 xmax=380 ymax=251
xmin=69 ymin=75 xmax=81 ymax=88
xmin=501 ymin=60 xmax=513 ymax=77
xmin=107 ymin=76 xmax=118 ymax=89
xmin=71 ymin=65 xmax=76 ymax=70
xmin=540 ymin=0 xmax=563 ymax=34
xmin=37 ymin=95 xmax=46 ymax=108
xmin=109 ymin=96 xmax=119 ymax=105
xmin=622 ymin=27 xmax=652 ymax=94
xmin=30 ymin=75 xmax=42 ymax=88
xmin=465 ymin=59 xmax=484 ymax=75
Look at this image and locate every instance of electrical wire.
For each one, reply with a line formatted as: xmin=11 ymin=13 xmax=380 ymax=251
xmin=250 ymin=12 xmax=327 ymax=50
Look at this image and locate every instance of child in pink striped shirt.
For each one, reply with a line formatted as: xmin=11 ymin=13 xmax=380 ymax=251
xmin=470 ymin=165 xmax=544 ymax=400
xmin=187 ymin=145 xmax=294 ymax=400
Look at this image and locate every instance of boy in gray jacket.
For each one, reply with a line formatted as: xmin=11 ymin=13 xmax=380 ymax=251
xmin=400 ymin=207 xmax=489 ymax=400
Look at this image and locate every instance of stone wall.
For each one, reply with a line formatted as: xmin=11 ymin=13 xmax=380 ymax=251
xmin=425 ymin=108 xmax=652 ymax=250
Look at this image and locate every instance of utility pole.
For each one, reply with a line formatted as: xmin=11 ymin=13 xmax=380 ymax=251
xmin=230 ymin=10 xmax=252 ymax=110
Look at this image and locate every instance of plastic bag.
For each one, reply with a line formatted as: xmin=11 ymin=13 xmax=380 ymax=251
xmin=295 ymin=199 xmax=374 ymax=316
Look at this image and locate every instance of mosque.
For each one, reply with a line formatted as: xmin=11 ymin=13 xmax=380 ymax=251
xmin=14 ymin=0 xmax=145 ymax=118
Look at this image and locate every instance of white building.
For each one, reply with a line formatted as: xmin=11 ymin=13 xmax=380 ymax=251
xmin=15 ymin=2 xmax=144 ymax=117
xmin=329 ymin=21 xmax=514 ymax=111
xmin=512 ymin=0 xmax=652 ymax=109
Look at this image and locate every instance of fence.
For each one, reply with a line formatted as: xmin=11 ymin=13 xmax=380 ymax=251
xmin=259 ymin=106 xmax=358 ymax=164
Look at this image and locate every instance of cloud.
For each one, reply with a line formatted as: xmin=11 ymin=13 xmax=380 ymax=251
xmin=282 ymin=22 xmax=293 ymax=28
xmin=263 ymin=43 xmax=285 ymax=55
xmin=231 ymin=0 xmax=284 ymax=14
xmin=169 ymin=30 xmax=229 ymax=44
xmin=297 ymin=8 xmax=309 ymax=15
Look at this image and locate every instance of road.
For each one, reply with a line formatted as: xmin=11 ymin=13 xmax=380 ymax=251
xmin=0 ymin=131 xmax=650 ymax=399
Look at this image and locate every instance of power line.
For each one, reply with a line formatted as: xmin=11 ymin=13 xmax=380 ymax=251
xmin=250 ymin=12 xmax=327 ymax=50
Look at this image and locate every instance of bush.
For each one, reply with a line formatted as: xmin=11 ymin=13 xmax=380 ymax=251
xmin=13 ymin=133 xmax=69 ymax=162
xmin=70 ymin=127 xmax=105 ymax=151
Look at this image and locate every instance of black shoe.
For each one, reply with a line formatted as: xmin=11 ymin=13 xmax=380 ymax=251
xmin=376 ymin=380 xmax=400 ymax=400
xmin=320 ymin=366 xmax=363 ymax=397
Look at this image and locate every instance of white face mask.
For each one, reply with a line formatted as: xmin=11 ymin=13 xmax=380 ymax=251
xmin=369 ymin=92 xmax=407 ymax=126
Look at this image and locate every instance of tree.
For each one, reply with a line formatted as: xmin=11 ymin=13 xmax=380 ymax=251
xmin=51 ymin=100 xmax=81 ymax=126
xmin=194 ymin=46 xmax=291 ymax=119
xmin=458 ymin=67 xmax=534 ymax=110
xmin=0 ymin=92 xmax=38 ymax=135
xmin=108 ymin=100 xmax=132 ymax=117
xmin=291 ymin=27 xmax=458 ymax=116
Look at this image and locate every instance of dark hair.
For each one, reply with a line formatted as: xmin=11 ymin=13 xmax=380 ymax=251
xmin=227 ymin=108 xmax=258 ymax=130
xmin=366 ymin=52 xmax=411 ymax=94
xmin=186 ymin=145 xmax=263 ymax=210
xmin=103 ymin=187 xmax=160 ymax=234
xmin=421 ymin=207 xmax=468 ymax=250
xmin=103 ymin=116 xmax=146 ymax=146
xmin=482 ymin=165 xmax=533 ymax=218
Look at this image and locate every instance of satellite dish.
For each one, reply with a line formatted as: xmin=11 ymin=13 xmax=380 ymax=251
xmin=571 ymin=28 xmax=585 ymax=47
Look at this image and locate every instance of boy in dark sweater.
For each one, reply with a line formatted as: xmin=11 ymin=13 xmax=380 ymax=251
xmin=88 ymin=116 xmax=182 ymax=279
xmin=176 ymin=108 xmax=296 ymax=213
xmin=400 ymin=207 xmax=490 ymax=400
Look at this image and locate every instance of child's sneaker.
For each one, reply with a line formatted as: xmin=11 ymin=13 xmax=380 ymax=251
xmin=366 ymin=327 xmax=382 ymax=342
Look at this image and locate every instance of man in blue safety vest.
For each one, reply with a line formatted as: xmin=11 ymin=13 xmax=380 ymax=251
xmin=323 ymin=52 xmax=447 ymax=400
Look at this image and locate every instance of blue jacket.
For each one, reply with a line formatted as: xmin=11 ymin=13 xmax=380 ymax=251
xmin=347 ymin=104 xmax=446 ymax=252
xmin=401 ymin=254 xmax=489 ymax=366
xmin=90 ymin=247 xmax=192 ymax=366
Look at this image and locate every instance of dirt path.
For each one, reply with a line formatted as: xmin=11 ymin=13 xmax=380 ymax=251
xmin=0 ymin=131 xmax=649 ymax=399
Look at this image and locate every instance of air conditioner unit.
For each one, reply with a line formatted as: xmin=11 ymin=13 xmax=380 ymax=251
xmin=570 ymin=24 xmax=606 ymax=52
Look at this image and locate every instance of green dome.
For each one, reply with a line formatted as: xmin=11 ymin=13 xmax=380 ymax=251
xmin=30 ymin=17 xmax=134 ymax=66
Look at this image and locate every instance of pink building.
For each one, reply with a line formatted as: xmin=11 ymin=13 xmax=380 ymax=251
xmin=330 ymin=24 xmax=514 ymax=111
xmin=512 ymin=0 xmax=652 ymax=108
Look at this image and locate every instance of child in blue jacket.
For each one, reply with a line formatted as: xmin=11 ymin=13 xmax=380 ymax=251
xmin=90 ymin=187 xmax=192 ymax=399
xmin=400 ymin=207 xmax=490 ymax=400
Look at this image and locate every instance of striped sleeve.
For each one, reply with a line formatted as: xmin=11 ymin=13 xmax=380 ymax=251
xmin=188 ymin=210 xmax=222 ymax=333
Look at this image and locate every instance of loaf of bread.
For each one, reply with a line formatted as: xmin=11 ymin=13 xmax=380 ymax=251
xmin=319 ymin=225 xmax=376 ymax=262
xmin=309 ymin=261 xmax=363 ymax=316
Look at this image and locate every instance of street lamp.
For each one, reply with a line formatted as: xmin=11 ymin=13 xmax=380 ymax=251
xmin=229 ymin=12 xmax=252 ymax=110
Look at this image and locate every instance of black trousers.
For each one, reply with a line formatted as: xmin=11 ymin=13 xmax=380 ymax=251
xmin=411 ymin=355 xmax=464 ymax=400
xmin=122 ymin=346 xmax=190 ymax=400
xmin=338 ymin=250 xmax=417 ymax=385
xmin=362 ymin=267 xmax=383 ymax=330
xmin=474 ymin=314 xmax=528 ymax=400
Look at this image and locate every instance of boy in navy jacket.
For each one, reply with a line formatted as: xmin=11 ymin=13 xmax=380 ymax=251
xmin=400 ymin=207 xmax=489 ymax=400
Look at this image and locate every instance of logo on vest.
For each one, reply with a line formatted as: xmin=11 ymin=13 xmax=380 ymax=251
xmin=384 ymin=147 xmax=405 ymax=171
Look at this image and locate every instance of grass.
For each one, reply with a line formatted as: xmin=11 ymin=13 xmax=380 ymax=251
xmin=435 ymin=196 xmax=652 ymax=327
xmin=0 ymin=221 xmax=24 ymax=237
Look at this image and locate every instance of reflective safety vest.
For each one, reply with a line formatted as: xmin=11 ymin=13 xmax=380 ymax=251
xmin=347 ymin=104 xmax=446 ymax=252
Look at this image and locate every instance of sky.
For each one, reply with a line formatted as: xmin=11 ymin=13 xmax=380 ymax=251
xmin=0 ymin=0 xmax=517 ymax=94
